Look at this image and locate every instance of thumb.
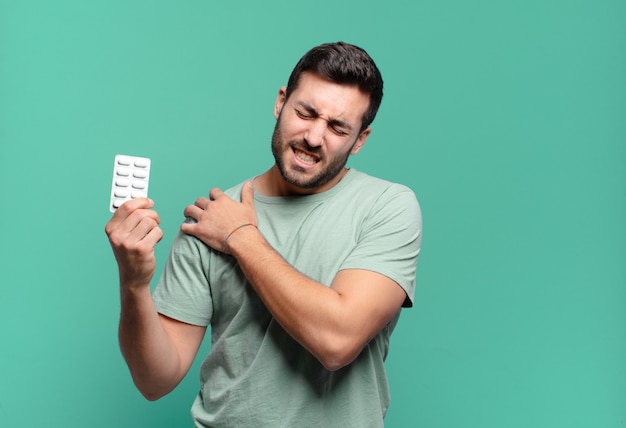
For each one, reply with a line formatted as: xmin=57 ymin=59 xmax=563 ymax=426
xmin=242 ymin=180 xmax=255 ymax=208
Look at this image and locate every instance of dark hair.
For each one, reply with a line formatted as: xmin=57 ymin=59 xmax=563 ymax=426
xmin=285 ymin=42 xmax=384 ymax=133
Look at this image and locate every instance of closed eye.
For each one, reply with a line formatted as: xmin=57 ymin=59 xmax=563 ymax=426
xmin=328 ymin=119 xmax=352 ymax=136
xmin=293 ymin=103 xmax=353 ymax=136
xmin=295 ymin=109 xmax=314 ymax=120
xmin=329 ymin=124 xmax=349 ymax=136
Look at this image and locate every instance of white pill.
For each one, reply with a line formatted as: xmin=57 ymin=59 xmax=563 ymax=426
xmin=132 ymin=180 xmax=146 ymax=189
xmin=116 ymin=167 xmax=131 ymax=177
xmin=117 ymin=156 xmax=132 ymax=166
xmin=115 ymin=178 xmax=130 ymax=187
xmin=134 ymin=158 xmax=150 ymax=168
xmin=133 ymin=170 xmax=148 ymax=179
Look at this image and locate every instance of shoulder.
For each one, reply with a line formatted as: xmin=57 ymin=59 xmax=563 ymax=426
xmin=346 ymin=169 xmax=415 ymax=194
xmin=342 ymin=169 xmax=421 ymax=211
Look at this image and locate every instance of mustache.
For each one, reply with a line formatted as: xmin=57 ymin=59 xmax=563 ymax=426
xmin=272 ymin=118 xmax=323 ymax=156
xmin=291 ymin=140 xmax=322 ymax=154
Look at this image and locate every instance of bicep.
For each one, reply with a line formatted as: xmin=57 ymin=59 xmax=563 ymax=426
xmin=331 ymin=269 xmax=407 ymax=341
xmin=159 ymin=313 xmax=207 ymax=375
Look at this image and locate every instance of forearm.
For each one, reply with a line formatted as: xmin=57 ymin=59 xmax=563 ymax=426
xmin=118 ymin=283 xmax=184 ymax=400
xmin=226 ymin=228 xmax=365 ymax=370
xmin=180 ymin=183 xmax=406 ymax=370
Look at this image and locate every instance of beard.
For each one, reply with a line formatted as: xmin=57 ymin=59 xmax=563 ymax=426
xmin=270 ymin=116 xmax=353 ymax=190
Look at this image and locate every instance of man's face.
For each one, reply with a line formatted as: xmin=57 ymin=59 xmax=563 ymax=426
xmin=271 ymin=72 xmax=372 ymax=195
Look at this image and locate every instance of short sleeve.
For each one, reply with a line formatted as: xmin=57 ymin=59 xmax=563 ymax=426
xmin=340 ymin=185 xmax=422 ymax=307
xmin=152 ymin=230 xmax=214 ymax=326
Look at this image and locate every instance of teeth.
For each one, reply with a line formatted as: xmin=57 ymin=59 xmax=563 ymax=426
xmin=295 ymin=149 xmax=317 ymax=165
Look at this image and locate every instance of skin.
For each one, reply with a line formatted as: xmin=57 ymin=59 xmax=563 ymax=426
xmin=268 ymin=71 xmax=371 ymax=195
xmin=105 ymin=199 xmax=205 ymax=400
xmin=105 ymin=72 xmax=407 ymax=400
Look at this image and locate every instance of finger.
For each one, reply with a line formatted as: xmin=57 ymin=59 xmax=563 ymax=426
xmin=180 ymin=220 xmax=196 ymax=236
xmin=194 ymin=196 xmax=210 ymax=209
xmin=117 ymin=197 xmax=155 ymax=217
xmin=183 ymin=204 xmax=204 ymax=220
xmin=126 ymin=208 xmax=160 ymax=229
xmin=142 ymin=224 xmax=164 ymax=247
xmin=129 ymin=215 xmax=160 ymax=242
xmin=109 ymin=213 xmax=158 ymax=250
xmin=105 ymin=198 xmax=155 ymax=236
xmin=241 ymin=180 xmax=255 ymax=208
xmin=209 ymin=188 xmax=224 ymax=201
xmin=108 ymin=209 xmax=160 ymax=243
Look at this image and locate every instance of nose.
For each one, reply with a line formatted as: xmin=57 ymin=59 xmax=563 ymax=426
xmin=304 ymin=119 xmax=326 ymax=148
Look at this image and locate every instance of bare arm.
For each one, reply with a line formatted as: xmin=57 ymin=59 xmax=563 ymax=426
xmin=106 ymin=198 xmax=206 ymax=399
xmin=181 ymin=183 xmax=406 ymax=371
xmin=227 ymin=230 xmax=406 ymax=370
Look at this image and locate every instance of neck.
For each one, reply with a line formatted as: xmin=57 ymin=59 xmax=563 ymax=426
xmin=253 ymin=166 xmax=348 ymax=197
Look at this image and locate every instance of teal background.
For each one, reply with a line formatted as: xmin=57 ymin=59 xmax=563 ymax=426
xmin=1 ymin=0 xmax=625 ymax=427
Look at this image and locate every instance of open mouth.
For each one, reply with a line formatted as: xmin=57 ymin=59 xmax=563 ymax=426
xmin=293 ymin=148 xmax=320 ymax=166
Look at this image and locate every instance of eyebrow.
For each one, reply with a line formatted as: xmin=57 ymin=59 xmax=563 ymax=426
xmin=296 ymin=101 xmax=354 ymax=133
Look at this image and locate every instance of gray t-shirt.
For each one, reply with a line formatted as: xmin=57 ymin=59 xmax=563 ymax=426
xmin=153 ymin=168 xmax=422 ymax=427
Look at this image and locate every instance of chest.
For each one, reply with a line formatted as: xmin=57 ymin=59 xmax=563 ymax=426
xmin=256 ymin=199 xmax=368 ymax=284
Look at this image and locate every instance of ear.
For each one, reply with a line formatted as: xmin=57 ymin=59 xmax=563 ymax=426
xmin=274 ymin=87 xmax=287 ymax=119
xmin=350 ymin=127 xmax=371 ymax=155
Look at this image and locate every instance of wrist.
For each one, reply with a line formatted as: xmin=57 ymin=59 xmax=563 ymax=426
xmin=222 ymin=223 xmax=259 ymax=255
xmin=119 ymin=273 xmax=152 ymax=295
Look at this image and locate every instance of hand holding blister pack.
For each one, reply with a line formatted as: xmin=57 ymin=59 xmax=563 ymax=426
xmin=109 ymin=154 xmax=151 ymax=212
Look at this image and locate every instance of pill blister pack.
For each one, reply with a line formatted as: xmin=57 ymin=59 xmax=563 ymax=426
xmin=109 ymin=154 xmax=151 ymax=212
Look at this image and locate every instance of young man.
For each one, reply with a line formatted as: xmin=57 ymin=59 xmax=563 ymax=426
xmin=105 ymin=42 xmax=422 ymax=427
